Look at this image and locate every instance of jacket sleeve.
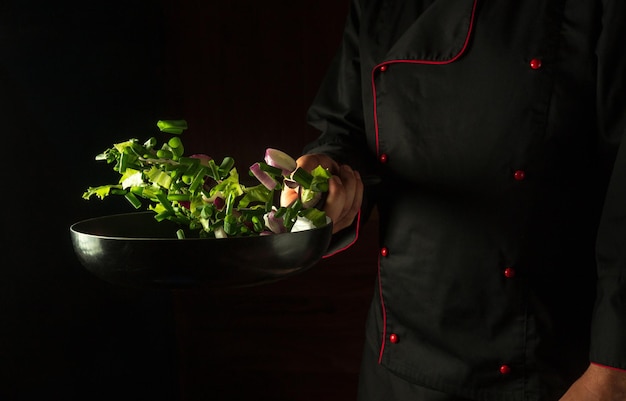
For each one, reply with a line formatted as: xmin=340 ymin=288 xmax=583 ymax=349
xmin=590 ymin=0 xmax=626 ymax=371
xmin=303 ymin=0 xmax=379 ymax=255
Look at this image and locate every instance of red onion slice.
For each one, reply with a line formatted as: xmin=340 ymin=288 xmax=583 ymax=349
xmin=189 ymin=153 xmax=212 ymax=166
xmin=249 ymin=162 xmax=278 ymax=190
xmin=264 ymin=148 xmax=297 ymax=176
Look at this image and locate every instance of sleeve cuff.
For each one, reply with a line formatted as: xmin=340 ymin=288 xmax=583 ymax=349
xmin=322 ymin=210 xmax=362 ymax=258
xmin=591 ymin=362 xmax=626 ymax=373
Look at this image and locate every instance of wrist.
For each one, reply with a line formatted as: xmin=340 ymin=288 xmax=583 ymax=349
xmin=586 ymin=363 xmax=626 ymax=399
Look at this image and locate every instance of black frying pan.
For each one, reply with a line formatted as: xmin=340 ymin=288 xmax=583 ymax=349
xmin=70 ymin=211 xmax=333 ymax=289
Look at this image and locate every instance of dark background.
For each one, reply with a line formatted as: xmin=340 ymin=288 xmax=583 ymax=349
xmin=2 ymin=1 xmax=379 ymax=400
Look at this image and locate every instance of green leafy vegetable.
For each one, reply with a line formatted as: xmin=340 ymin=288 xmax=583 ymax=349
xmin=83 ymin=120 xmax=330 ymax=238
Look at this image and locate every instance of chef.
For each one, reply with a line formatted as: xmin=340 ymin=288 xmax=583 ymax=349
xmin=282 ymin=0 xmax=626 ymax=400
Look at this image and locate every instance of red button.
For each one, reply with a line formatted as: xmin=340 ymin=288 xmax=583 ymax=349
xmin=504 ymin=267 xmax=516 ymax=278
xmin=380 ymin=65 xmax=388 ymax=72
xmin=513 ymin=170 xmax=525 ymax=181
xmin=380 ymin=247 xmax=389 ymax=257
xmin=529 ymin=58 xmax=542 ymax=70
xmin=499 ymin=365 xmax=511 ymax=375
xmin=389 ymin=333 xmax=399 ymax=344
xmin=379 ymin=153 xmax=388 ymax=164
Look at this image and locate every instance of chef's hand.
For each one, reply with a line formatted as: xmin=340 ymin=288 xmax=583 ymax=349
xmin=280 ymin=154 xmax=363 ymax=234
xmin=559 ymin=363 xmax=626 ymax=401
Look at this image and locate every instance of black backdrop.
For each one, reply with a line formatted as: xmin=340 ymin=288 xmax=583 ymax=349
xmin=3 ymin=1 xmax=179 ymax=399
xmin=1 ymin=1 xmax=355 ymax=400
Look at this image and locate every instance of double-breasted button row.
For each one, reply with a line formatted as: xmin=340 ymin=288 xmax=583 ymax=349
xmin=383 ymin=246 xmax=515 ymax=376
xmin=377 ymin=153 xmax=525 ymax=181
xmin=387 ymin=340 xmax=513 ymax=376
xmin=379 ymin=59 xmax=541 ymax=72
xmin=386 ymin=339 xmax=514 ymax=377
xmin=383 ymin=247 xmax=516 ymax=279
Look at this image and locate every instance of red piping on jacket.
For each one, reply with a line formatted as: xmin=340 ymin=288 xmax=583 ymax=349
xmin=371 ymin=0 xmax=479 ymax=365
xmin=370 ymin=0 xmax=479 ymax=156
xmin=376 ymin=248 xmax=388 ymax=363
xmin=322 ymin=209 xmax=362 ymax=258
xmin=590 ymin=362 xmax=626 ymax=373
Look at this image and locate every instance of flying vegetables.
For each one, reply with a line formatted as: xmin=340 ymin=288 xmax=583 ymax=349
xmin=82 ymin=120 xmax=331 ymax=239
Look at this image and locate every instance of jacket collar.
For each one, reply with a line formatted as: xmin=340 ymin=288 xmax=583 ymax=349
xmin=382 ymin=0 xmax=478 ymax=64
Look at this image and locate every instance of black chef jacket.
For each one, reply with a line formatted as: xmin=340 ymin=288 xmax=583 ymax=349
xmin=303 ymin=0 xmax=626 ymax=400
